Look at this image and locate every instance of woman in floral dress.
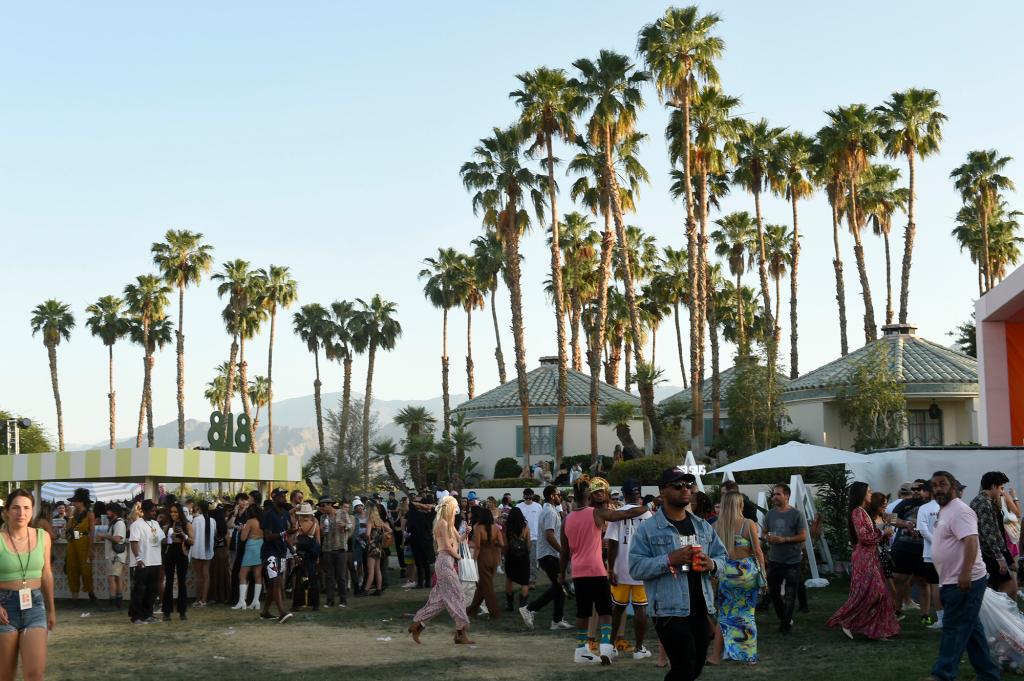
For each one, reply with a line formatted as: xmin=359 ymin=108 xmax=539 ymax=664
xmin=409 ymin=495 xmax=473 ymax=644
xmin=710 ymin=492 xmax=766 ymax=664
xmin=827 ymin=482 xmax=900 ymax=640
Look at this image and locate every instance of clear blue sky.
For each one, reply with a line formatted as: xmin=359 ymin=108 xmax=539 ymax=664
xmin=3 ymin=1 xmax=1022 ymax=446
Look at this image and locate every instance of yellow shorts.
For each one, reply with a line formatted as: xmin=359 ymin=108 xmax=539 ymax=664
xmin=610 ymin=583 xmax=647 ymax=607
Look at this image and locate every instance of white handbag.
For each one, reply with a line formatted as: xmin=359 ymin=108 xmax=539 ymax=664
xmin=457 ymin=541 xmax=479 ymax=583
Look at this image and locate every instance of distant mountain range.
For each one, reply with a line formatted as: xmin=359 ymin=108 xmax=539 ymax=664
xmin=70 ymin=385 xmax=682 ymax=460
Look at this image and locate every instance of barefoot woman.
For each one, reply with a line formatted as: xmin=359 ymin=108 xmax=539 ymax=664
xmin=0 ymin=489 xmax=56 ymax=681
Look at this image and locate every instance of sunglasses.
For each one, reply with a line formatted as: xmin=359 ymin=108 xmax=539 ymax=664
xmin=910 ymin=487 xmax=923 ymax=492
xmin=667 ymin=482 xmax=693 ymax=491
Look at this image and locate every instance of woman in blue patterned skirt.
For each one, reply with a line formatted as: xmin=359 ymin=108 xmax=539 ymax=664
xmin=711 ymin=492 xmax=766 ymax=665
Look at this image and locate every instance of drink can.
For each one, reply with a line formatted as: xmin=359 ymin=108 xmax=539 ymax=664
xmin=691 ymin=544 xmax=703 ymax=572
xmin=679 ymin=535 xmax=691 ymax=572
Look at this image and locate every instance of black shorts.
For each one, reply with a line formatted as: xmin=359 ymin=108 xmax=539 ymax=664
xmin=921 ymin=560 xmax=939 ymax=585
xmin=891 ymin=546 xmax=924 ymax=577
xmin=573 ymin=576 xmax=612 ymax=619
xmin=984 ymin=552 xmax=1014 ymax=588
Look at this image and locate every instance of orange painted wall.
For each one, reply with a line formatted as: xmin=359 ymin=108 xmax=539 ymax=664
xmin=1007 ymin=323 xmax=1024 ymax=444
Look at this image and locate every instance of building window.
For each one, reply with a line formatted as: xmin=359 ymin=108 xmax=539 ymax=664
xmin=702 ymin=418 xmax=728 ymax=446
xmin=908 ymin=408 xmax=943 ymax=446
xmin=516 ymin=425 xmax=556 ymax=459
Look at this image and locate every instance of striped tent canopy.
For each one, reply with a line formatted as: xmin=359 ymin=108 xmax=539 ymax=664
xmin=40 ymin=481 xmax=142 ymax=503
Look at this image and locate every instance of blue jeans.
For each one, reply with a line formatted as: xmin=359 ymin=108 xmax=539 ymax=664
xmin=931 ymin=577 xmax=1001 ymax=681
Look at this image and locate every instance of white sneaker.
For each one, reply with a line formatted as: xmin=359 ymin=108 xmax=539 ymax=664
xmin=550 ymin=620 xmax=573 ymax=630
xmin=633 ymin=646 xmax=652 ymax=660
xmin=904 ymin=599 xmax=920 ymax=611
xmin=599 ymin=643 xmax=616 ymax=664
xmin=518 ymin=605 xmax=534 ymax=629
xmin=402 ymin=581 xmax=416 ymax=589
xmin=574 ymin=647 xmax=601 ymax=664
xmin=928 ymin=617 xmax=943 ymax=630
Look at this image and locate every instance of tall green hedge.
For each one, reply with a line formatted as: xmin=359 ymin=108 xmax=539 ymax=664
xmin=493 ymin=457 xmax=522 ymax=479
xmin=606 ymin=455 xmax=680 ymax=485
xmin=475 ymin=477 xmax=538 ymax=489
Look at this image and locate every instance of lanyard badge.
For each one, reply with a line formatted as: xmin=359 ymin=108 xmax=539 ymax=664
xmin=19 ymin=587 xmax=32 ymax=611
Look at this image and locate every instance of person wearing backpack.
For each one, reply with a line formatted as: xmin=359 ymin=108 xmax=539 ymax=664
xmin=503 ymin=506 xmax=531 ymax=612
xmin=102 ymin=502 xmax=129 ymax=609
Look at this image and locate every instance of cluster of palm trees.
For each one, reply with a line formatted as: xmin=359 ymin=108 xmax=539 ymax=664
xmin=30 ymin=230 xmax=402 ymax=489
xmin=436 ymin=5 xmax=1018 ymax=468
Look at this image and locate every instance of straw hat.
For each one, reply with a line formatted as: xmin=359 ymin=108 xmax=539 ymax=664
xmin=295 ymin=502 xmax=316 ymax=516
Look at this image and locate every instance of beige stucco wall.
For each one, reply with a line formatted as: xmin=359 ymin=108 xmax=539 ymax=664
xmin=465 ymin=413 xmax=645 ymax=478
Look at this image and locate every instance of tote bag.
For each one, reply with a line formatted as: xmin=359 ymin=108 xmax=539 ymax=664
xmin=457 ymin=541 xmax=479 ymax=583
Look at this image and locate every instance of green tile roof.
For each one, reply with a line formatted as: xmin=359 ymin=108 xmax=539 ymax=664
xmin=782 ymin=333 xmax=978 ymax=402
xmin=659 ymin=366 xmax=791 ymax=407
xmin=452 ymin=362 xmax=640 ymax=419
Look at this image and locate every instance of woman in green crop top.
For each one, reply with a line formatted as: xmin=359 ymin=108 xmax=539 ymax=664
xmin=0 ymin=487 xmax=55 ymax=681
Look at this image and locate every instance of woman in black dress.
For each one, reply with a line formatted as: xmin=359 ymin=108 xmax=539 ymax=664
xmin=503 ymin=506 xmax=531 ymax=611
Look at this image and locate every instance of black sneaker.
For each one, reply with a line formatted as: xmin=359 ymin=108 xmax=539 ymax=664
xmin=259 ymin=612 xmax=276 ymax=620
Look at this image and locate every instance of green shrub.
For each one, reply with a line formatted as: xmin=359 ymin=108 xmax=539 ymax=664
xmin=493 ymin=457 xmax=522 ymax=479
xmin=607 ymin=455 xmax=680 ymax=486
xmin=475 ymin=477 xmax=538 ymax=488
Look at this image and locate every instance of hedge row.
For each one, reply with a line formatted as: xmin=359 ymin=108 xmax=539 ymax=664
xmin=475 ymin=477 xmax=540 ymax=488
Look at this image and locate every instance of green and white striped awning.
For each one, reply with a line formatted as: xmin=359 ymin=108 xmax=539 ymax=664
xmin=0 ymin=447 xmax=300 ymax=483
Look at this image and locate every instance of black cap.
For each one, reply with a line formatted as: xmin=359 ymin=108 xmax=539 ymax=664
xmin=317 ymin=497 xmax=336 ymax=506
xmin=523 ymin=488 xmax=535 ymax=496
xmin=271 ymin=487 xmax=288 ymax=498
xmin=621 ymin=479 xmax=641 ymax=496
xmin=658 ymin=466 xmax=696 ymax=488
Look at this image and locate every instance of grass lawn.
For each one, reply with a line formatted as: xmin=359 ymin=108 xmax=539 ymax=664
xmin=41 ymin=570 xmax=981 ymax=681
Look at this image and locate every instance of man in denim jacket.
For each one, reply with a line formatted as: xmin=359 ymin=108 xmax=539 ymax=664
xmin=629 ymin=467 xmax=728 ymax=681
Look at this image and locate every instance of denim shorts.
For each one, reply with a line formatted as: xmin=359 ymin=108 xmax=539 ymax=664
xmin=0 ymin=588 xmax=47 ymax=634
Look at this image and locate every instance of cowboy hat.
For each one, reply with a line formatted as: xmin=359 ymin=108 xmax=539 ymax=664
xmin=67 ymin=488 xmax=92 ymax=504
xmin=295 ymin=502 xmax=316 ymax=516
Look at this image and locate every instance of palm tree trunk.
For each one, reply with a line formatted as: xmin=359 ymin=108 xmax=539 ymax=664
xmin=381 ymin=452 xmax=411 ymax=497
xmin=313 ymin=349 xmax=324 ymax=455
xmin=340 ymin=357 xmax=352 ymax=458
xmin=570 ymin=296 xmax=583 ymax=372
xmin=978 ymin=265 xmax=984 ymax=297
xmin=489 ymin=287 xmax=507 ymax=384
xmin=47 ymin=343 xmax=65 ymax=451
xmin=441 ymin=307 xmax=450 ymax=439
xmin=651 ymin=323 xmax=657 ymax=366
xmin=708 ymin=294 xmax=721 ymax=440
xmin=883 ymin=231 xmax=894 ymax=326
xmin=673 ymin=301 xmax=687 ymax=389
xmin=589 ymin=206 xmax=616 ymax=462
xmin=545 ymin=134 xmax=569 ymax=473
xmin=695 ymin=170 xmax=712 ymax=457
xmin=108 ymin=344 xmax=116 ymax=449
xmin=224 ymin=337 xmax=239 ymax=415
xmin=774 ymin=276 xmax=781 ymax=333
xmin=607 ymin=330 xmax=623 ymax=387
xmin=680 ymin=86 xmax=702 ymax=459
xmin=790 ymin=193 xmax=801 ymax=379
xmin=362 ymin=341 xmax=378 ymax=490
xmin=752 ymin=188 xmax=778 ymax=356
xmin=176 ymin=284 xmax=186 ymax=449
xmin=239 ymin=334 xmax=255 ymax=452
xmin=503 ymin=231 xmax=531 ymax=472
xmin=266 ymin=306 xmax=277 ymax=454
xmin=466 ymin=307 xmax=475 ymax=400
xmin=847 ymin=179 xmax=878 ymax=342
xmin=736 ymin=272 xmax=746 ymax=357
xmin=898 ymin=151 xmax=916 ymax=324
xmin=136 ymin=354 xmax=146 ymax=448
xmin=980 ymin=205 xmax=992 ymax=292
xmin=624 ymin=339 xmax=632 ymax=393
xmin=145 ymin=353 xmax=155 ymax=446
xmin=604 ymin=126 xmax=661 ymax=450
xmin=831 ymin=200 xmax=850 ymax=356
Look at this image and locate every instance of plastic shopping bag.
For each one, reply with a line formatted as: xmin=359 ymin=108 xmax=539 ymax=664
xmin=979 ymin=587 xmax=1024 ymax=674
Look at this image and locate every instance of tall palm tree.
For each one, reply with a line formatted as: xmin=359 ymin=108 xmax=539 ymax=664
xmin=85 ymin=295 xmax=129 ymax=449
xmin=556 ymin=212 xmax=600 ymax=371
xmin=764 ymin=224 xmax=793 ymax=328
xmin=30 ymin=300 xmax=75 ymax=451
xmin=711 ymin=211 xmax=756 ymax=356
xmin=650 ymin=246 xmax=689 ymax=388
xmin=327 ymin=300 xmax=356 ymax=462
xmin=257 ymin=265 xmax=298 ymax=454
xmin=420 ymin=247 xmax=463 ymax=438
xmin=293 ymin=303 xmax=332 ymax=457
xmin=638 ymin=6 xmax=724 ymax=457
xmin=512 ymin=66 xmax=578 ymax=469
xmin=351 ymin=295 xmax=402 ymax=489
xmin=204 ymin=361 xmax=237 ymax=412
xmin=127 ymin=315 xmax=174 ymax=446
xmin=394 ymin=405 xmax=436 ymax=491
xmin=151 ymin=229 xmax=214 ymax=449
xmin=456 ymin=253 xmax=485 ymax=400
xmin=572 ymin=50 xmax=665 ymax=451
xmin=951 ymin=149 xmax=1016 ymax=293
xmin=811 ymin=135 xmax=850 ymax=355
xmin=568 ymin=133 xmax=646 ymax=458
xmin=601 ymin=287 xmax=630 ymax=388
xmin=223 ymin=289 xmax=267 ymax=451
xmin=953 ymin=201 xmax=1024 ymax=293
xmin=460 ymin=125 xmax=545 ymax=470
xmin=875 ymin=89 xmax=946 ymax=323
xmin=248 ymin=375 xmax=271 ymax=435
xmin=820 ymin=105 xmax=883 ymax=342
xmin=212 ymin=260 xmax=259 ymax=416
xmin=470 ymin=231 xmax=507 ymax=385
xmin=773 ymin=131 xmax=816 ymax=377
xmin=858 ymin=164 xmax=909 ymax=325
xmin=123 ymin=275 xmax=171 ymax=447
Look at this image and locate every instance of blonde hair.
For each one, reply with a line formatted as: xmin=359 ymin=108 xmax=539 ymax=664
xmin=432 ymin=495 xmax=458 ymax=545
xmin=715 ymin=492 xmax=746 ymax=552
xmin=368 ymin=504 xmax=385 ymax=529
xmin=127 ymin=501 xmax=142 ymax=523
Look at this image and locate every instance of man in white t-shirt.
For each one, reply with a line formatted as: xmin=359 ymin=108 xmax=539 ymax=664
xmin=128 ymin=500 xmax=165 ymax=624
xmin=605 ymin=479 xmax=653 ymax=659
xmin=916 ymin=481 xmax=942 ymax=629
xmin=102 ymin=503 xmax=129 ymax=609
xmin=518 ymin=489 xmax=543 ymax=583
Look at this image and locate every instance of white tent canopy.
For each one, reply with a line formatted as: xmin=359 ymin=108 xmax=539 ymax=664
xmin=40 ymin=482 xmax=142 ymax=503
xmin=710 ymin=441 xmax=872 ymax=474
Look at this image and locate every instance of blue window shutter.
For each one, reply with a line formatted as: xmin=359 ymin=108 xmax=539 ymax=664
xmin=515 ymin=425 xmax=523 ymax=458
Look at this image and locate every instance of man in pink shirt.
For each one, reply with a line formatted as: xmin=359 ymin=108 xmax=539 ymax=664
xmin=925 ymin=471 xmax=1000 ymax=681
xmin=559 ymin=476 xmax=647 ymax=665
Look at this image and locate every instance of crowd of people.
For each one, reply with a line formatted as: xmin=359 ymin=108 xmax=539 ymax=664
xmin=2 ymin=467 xmax=1023 ymax=680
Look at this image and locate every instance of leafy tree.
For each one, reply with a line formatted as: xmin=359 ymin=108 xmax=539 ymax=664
xmin=599 ymin=400 xmax=642 ymax=459
xmin=0 ymin=410 xmax=54 ymax=454
xmin=948 ymin=313 xmax=977 ymax=358
xmin=722 ymin=357 xmax=787 ymax=458
xmin=836 ymin=344 xmax=907 ymax=451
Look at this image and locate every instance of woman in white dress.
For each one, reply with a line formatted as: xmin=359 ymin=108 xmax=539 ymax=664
xmin=189 ymin=500 xmax=217 ymax=606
